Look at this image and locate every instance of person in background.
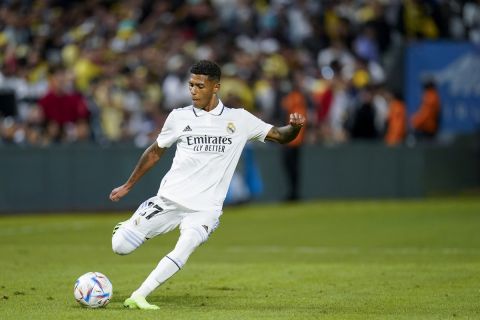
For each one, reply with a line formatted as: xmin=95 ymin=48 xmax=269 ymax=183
xmin=348 ymin=86 xmax=378 ymax=140
xmin=38 ymin=68 xmax=90 ymax=142
xmin=281 ymin=74 xmax=307 ymax=201
xmin=410 ymin=79 xmax=441 ymax=140
xmin=384 ymin=91 xmax=407 ymax=146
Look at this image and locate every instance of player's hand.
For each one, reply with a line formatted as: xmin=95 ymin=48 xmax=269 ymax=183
xmin=289 ymin=113 xmax=305 ymax=129
xmin=109 ymin=184 xmax=131 ymax=202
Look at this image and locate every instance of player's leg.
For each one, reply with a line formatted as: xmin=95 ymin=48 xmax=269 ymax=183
xmin=121 ymin=197 xmax=185 ymax=309
xmin=112 ymin=196 xmax=179 ymax=255
xmin=126 ymin=209 xmax=222 ymax=308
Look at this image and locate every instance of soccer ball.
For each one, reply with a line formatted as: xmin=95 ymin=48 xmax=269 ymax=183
xmin=74 ymin=272 xmax=113 ymax=308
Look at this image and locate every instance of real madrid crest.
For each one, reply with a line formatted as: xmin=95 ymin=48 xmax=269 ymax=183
xmin=226 ymin=122 xmax=236 ymax=134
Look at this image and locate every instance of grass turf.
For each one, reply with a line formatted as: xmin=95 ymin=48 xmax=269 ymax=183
xmin=0 ymin=198 xmax=479 ymax=319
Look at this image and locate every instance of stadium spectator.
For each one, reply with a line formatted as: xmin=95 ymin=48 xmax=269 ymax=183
xmin=38 ymin=68 xmax=90 ymax=142
xmin=410 ymin=79 xmax=441 ymax=140
xmin=463 ymin=1 xmax=480 ymax=43
xmin=347 ymin=86 xmax=378 ymax=140
xmin=397 ymin=0 xmax=442 ymax=40
xmin=384 ymin=91 xmax=407 ymax=146
xmin=281 ymin=73 xmax=308 ymax=201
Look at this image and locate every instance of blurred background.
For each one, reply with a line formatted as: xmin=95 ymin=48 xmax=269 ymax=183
xmin=0 ymin=0 xmax=479 ymax=213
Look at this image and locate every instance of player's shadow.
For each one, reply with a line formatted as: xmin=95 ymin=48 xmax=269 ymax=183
xmin=111 ymin=292 xmax=228 ymax=309
xmin=155 ymin=294 xmax=299 ymax=311
xmin=101 ymin=292 xmax=301 ymax=312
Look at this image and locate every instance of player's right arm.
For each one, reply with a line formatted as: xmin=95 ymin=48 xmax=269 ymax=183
xmin=109 ymin=142 xmax=166 ymax=202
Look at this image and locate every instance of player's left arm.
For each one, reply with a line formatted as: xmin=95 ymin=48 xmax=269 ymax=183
xmin=265 ymin=112 xmax=305 ymax=144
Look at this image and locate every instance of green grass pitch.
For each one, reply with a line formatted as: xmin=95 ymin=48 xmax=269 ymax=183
xmin=1 ymin=198 xmax=479 ymax=319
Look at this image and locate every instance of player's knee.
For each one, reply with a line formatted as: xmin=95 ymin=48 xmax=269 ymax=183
xmin=112 ymin=242 xmax=133 ymax=255
xmin=181 ymin=227 xmax=206 ymax=247
xmin=168 ymin=228 xmax=205 ymax=266
xmin=112 ymin=233 xmax=134 ymax=255
xmin=111 ymin=229 xmax=142 ymax=255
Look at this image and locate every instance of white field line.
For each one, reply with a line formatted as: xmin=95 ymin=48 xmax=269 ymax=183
xmin=0 ymin=222 xmax=90 ymax=236
xmin=224 ymin=246 xmax=480 ymax=255
xmin=0 ymin=226 xmax=478 ymax=256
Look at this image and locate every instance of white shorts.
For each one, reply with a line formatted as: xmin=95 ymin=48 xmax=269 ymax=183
xmin=122 ymin=195 xmax=222 ymax=242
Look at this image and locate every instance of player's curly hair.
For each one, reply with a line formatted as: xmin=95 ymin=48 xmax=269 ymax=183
xmin=190 ymin=60 xmax=221 ymax=82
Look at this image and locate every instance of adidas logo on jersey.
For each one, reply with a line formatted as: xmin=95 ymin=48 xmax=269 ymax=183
xmin=183 ymin=125 xmax=192 ymax=132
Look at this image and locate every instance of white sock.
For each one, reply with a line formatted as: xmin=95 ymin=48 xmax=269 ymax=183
xmin=132 ymin=256 xmax=180 ymax=298
xmin=131 ymin=228 xmax=204 ymax=298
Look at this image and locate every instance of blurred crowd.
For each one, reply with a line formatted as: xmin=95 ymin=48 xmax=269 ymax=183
xmin=0 ymin=0 xmax=478 ymax=147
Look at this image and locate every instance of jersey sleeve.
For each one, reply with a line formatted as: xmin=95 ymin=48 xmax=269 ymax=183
xmin=156 ymin=111 xmax=178 ymax=148
xmin=242 ymin=109 xmax=274 ymax=142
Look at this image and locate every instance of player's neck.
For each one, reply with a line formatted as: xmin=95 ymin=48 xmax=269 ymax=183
xmin=201 ymin=95 xmax=219 ymax=112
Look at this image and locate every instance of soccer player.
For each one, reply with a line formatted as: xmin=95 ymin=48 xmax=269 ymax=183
xmin=110 ymin=60 xmax=305 ymax=310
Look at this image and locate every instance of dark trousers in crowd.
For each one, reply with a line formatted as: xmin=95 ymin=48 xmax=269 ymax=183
xmin=282 ymin=146 xmax=301 ymax=201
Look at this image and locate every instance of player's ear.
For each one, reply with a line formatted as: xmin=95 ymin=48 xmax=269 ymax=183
xmin=213 ymin=82 xmax=220 ymax=94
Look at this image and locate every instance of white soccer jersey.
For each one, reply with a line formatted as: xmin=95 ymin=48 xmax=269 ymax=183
xmin=156 ymin=100 xmax=273 ymax=211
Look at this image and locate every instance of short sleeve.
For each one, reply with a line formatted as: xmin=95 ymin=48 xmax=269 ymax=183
xmin=156 ymin=111 xmax=178 ymax=148
xmin=242 ymin=109 xmax=274 ymax=142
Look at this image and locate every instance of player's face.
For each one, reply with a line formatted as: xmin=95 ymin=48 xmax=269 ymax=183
xmin=188 ymin=74 xmax=220 ymax=109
